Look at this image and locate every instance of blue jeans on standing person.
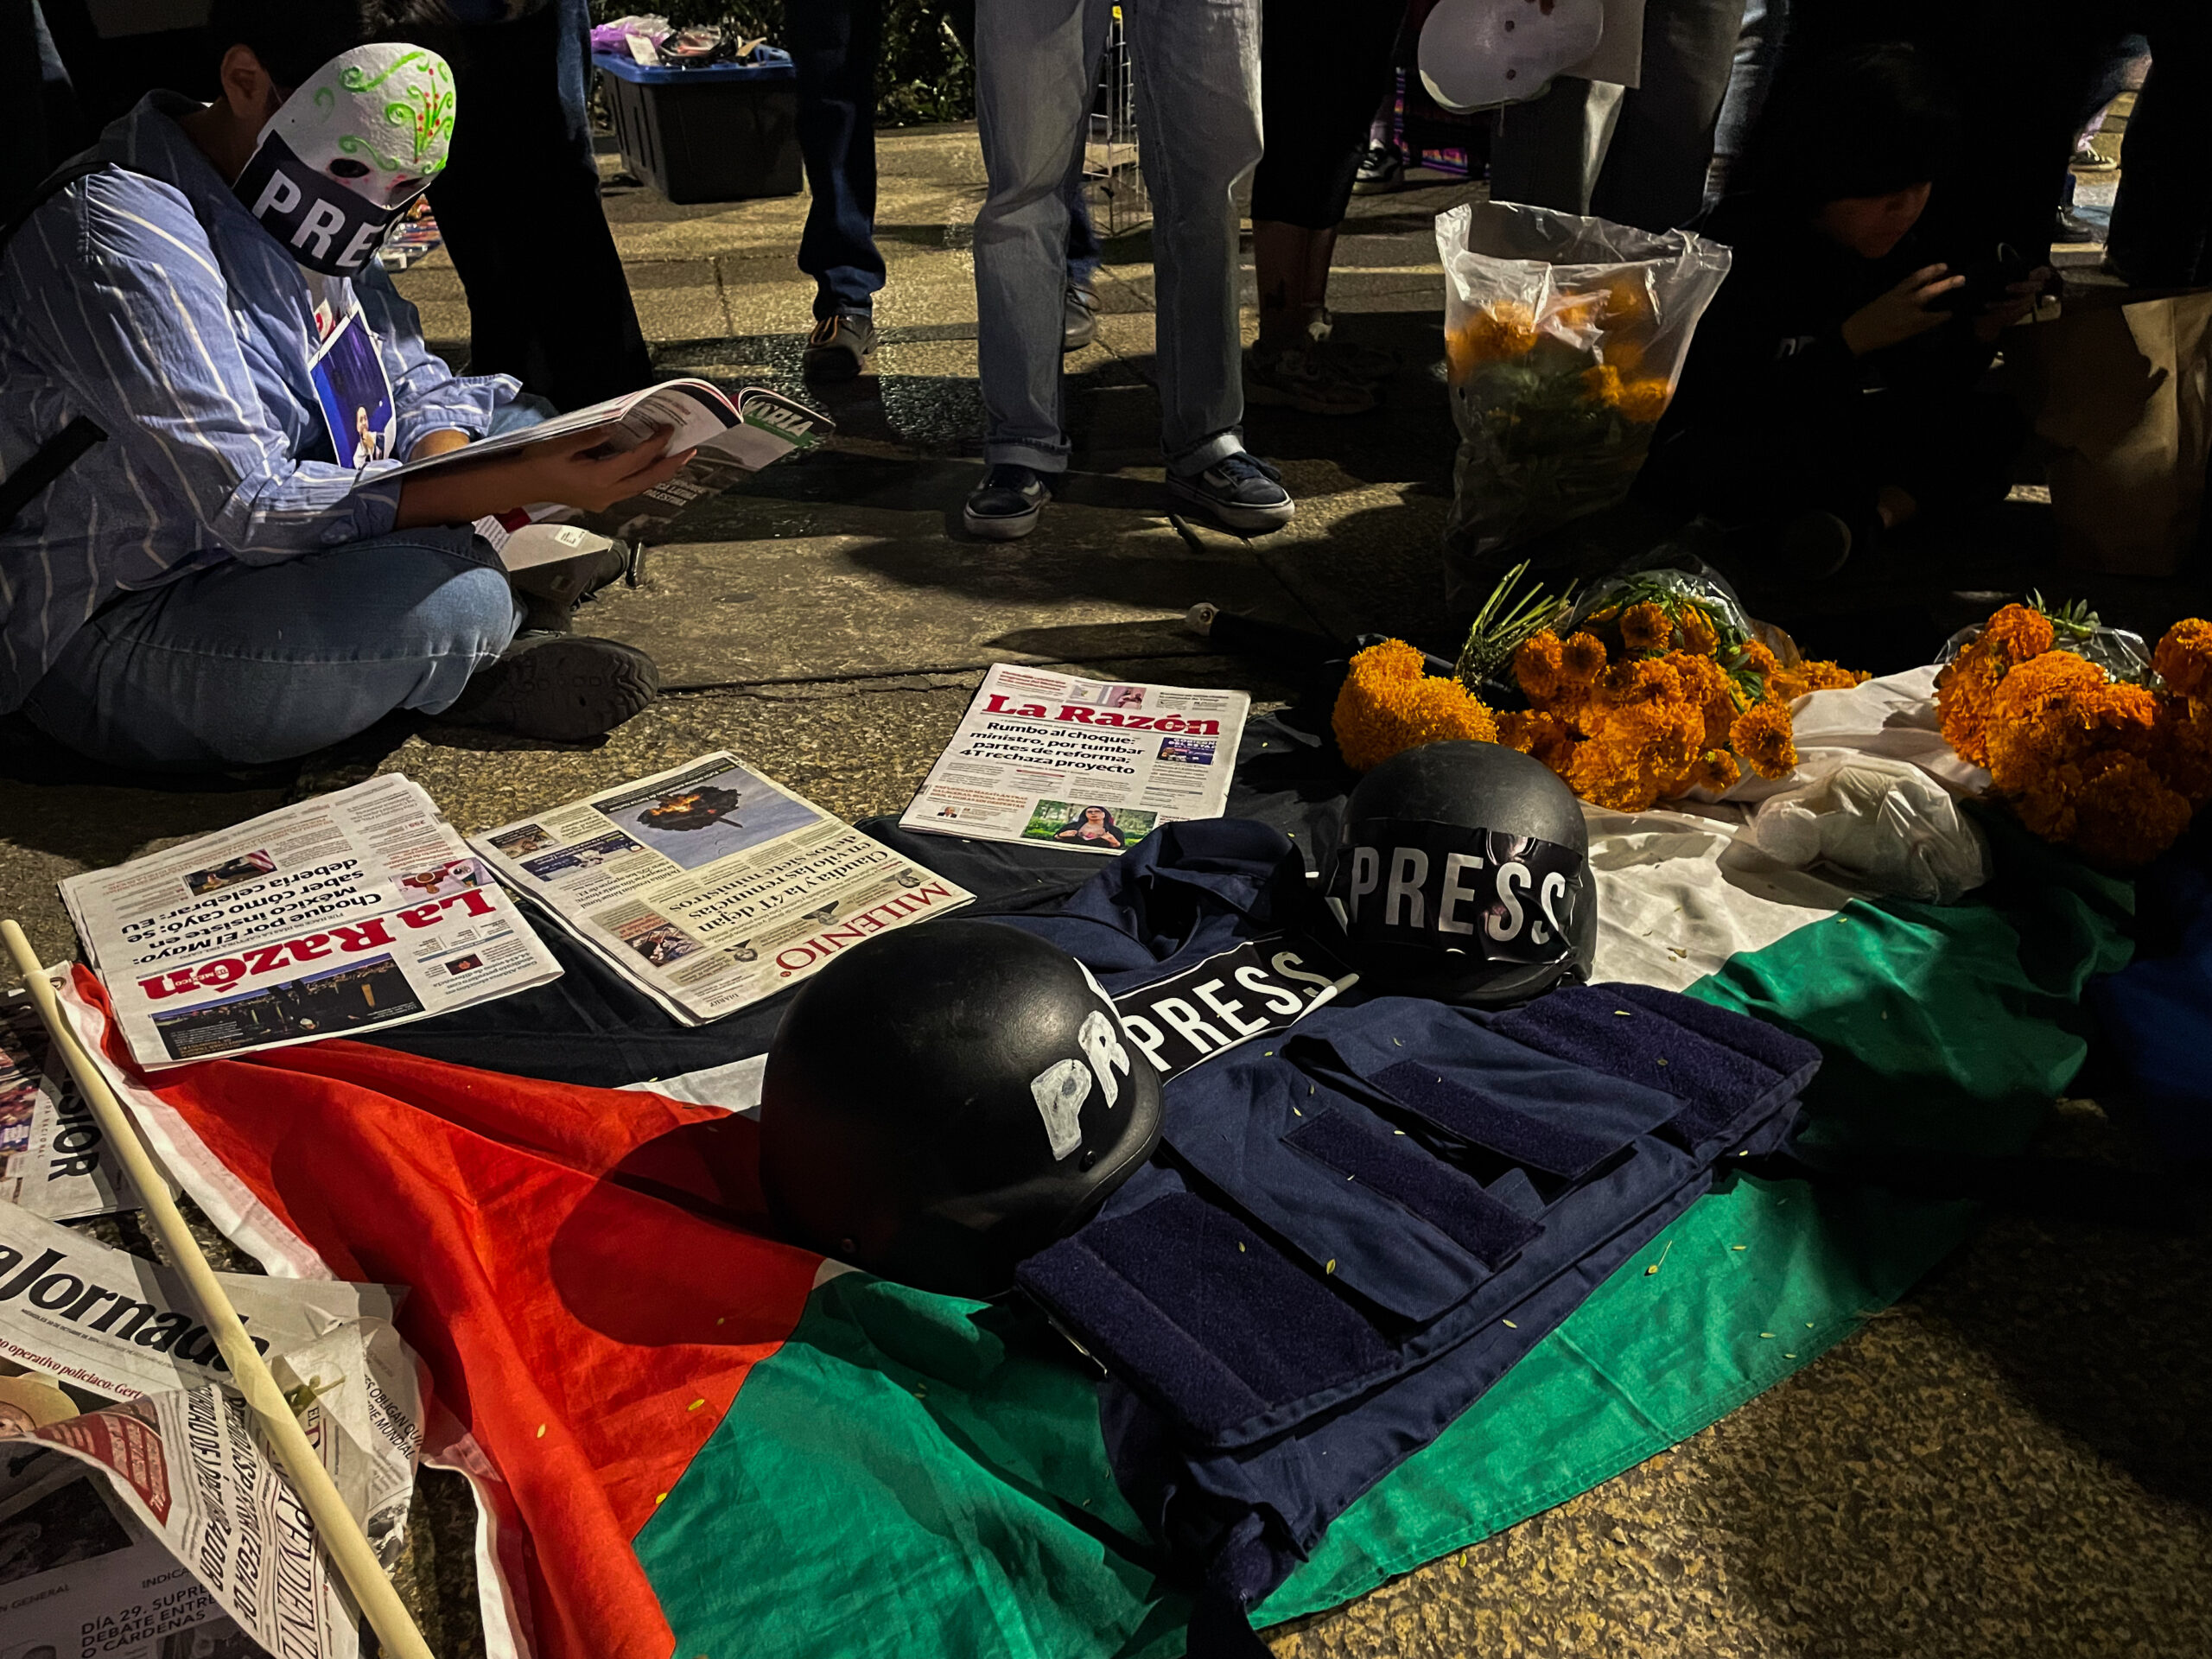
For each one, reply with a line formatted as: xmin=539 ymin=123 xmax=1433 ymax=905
xmin=798 ymin=0 xmax=1104 ymax=321
xmin=972 ymin=0 xmax=1262 ymax=475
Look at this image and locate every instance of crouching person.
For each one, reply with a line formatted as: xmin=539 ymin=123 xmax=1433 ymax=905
xmin=0 ymin=1 xmax=686 ymax=772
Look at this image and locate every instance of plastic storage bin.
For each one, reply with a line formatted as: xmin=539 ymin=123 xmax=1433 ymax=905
xmin=594 ymin=51 xmax=802 ymax=206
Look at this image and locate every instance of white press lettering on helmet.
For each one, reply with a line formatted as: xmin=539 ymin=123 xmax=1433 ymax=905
xmin=1077 ymin=1008 xmax=1129 ymax=1109
xmin=1030 ymin=1058 xmax=1091 ymax=1160
xmin=1488 ymin=860 xmax=1531 ymax=942
xmin=1384 ymin=848 xmax=1429 ymax=928
xmin=1536 ymin=869 xmax=1569 ymax=946
xmin=1346 ymin=845 xmax=1382 ymax=920
xmin=1436 ymin=851 xmax=1485 ymax=936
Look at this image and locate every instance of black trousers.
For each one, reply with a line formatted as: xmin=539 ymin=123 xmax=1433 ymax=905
xmin=429 ymin=0 xmax=653 ymax=410
xmin=1248 ymin=0 xmax=1405 ymax=229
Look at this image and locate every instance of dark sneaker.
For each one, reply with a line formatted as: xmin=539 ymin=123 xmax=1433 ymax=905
xmin=962 ymin=464 xmax=1050 ymax=540
xmin=505 ymin=538 xmax=640 ymax=632
xmin=1167 ymin=451 xmax=1294 ymax=533
xmin=1063 ymin=285 xmax=1100 ymax=353
xmin=439 ymin=633 xmax=659 ymax=741
xmin=1307 ymin=311 xmax=1399 ymax=385
xmin=1351 ymin=142 xmax=1406 ymax=194
xmin=1243 ymin=341 xmax=1377 ymax=416
xmin=803 ymin=311 xmax=877 ymax=381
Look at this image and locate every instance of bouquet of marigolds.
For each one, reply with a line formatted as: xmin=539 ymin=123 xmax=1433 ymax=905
xmin=1335 ymin=567 xmax=1868 ymax=811
xmin=1436 ymin=200 xmax=1731 ymax=563
xmin=1936 ymin=597 xmax=2212 ymax=867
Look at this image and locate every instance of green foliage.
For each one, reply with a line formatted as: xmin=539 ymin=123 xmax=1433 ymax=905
xmin=590 ymin=1 xmax=975 ymax=125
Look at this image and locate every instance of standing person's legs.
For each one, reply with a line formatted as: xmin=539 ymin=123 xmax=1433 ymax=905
xmin=1486 ymin=79 xmax=1624 ymax=213
xmin=1589 ymin=0 xmax=1748 ymax=231
xmin=791 ymin=0 xmax=887 ymax=378
xmin=2107 ymin=18 xmax=2212 ymax=286
xmin=1706 ymin=0 xmax=1789 ymax=207
xmin=1062 ymin=124 xmax=1104 ymax=349
xmin=972 ymin=0 xmax=1108 ymax=476
xmin=1120 ymin=0 xmax=1265 ymax=473
xmin=17 ymin=530 xmax=524 ymax=771
xmin=430 ymin=0 xmax=652 ymax=411
xmin=1246 ymin=0 xmax=1402 ymax=414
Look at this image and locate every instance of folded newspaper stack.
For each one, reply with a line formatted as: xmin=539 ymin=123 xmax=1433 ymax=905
xmin=900 ymin=664 xmax=1252 ymax=852
xmin=471 ymin=753 xmax=974 ymax=1025
xmin=0 ymin=1202 xmax=423 ymax=1659
xmin=0 ymin=996 xmax=130 ymax=1219
xmin=59 ymin=775 xmax=563 ymax=1071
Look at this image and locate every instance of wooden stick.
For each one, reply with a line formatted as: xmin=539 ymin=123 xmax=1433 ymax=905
xmin=2 ymin=921 xmax=434 ymax=1659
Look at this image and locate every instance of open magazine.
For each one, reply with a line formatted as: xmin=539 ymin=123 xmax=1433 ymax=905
xmin=379 ymin=378 xmax=830 ymax=548
xmin=899 ymin=664 xmax=1251 ymax=853
xmin=59 ymin=775 xmax=562 ymax=1072
xmin=470 ymin=753 xmax=975 ymax=1026
xmin=0 ymin=1201 xmax=422 ymax=1659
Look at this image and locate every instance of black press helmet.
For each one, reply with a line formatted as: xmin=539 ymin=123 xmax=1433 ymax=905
xmin=759 ymin=919 xmax=1164 ymax=1299
xmin=1325 ymin=741 xmax=1595 ymax=1007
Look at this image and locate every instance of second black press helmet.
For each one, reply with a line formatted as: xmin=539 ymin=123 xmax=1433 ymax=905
xmin=759 ymin=919 xmax=1163 ymax=1300
xmin=1325 ymin=740 xmax=1596 ymax=1007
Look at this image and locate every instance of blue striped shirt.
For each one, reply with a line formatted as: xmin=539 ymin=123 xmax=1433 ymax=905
xmin=0 ymin=94 xmax=521 ymax=713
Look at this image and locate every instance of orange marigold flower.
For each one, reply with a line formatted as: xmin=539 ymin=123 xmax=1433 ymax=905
xmin=2154 ymin=617 xmax=2212 ymax=699
xmin=2063 ymin=752 xmax=2195 ymax=868
xmin=1445 ymin=302 xmax=1539 ymax=383
xmin=1982 ymin=603 xmax=2056 ymax=662
xmin=1580 ymin=363 xmax=1624 ymax=406
xmin=1568 ymin=697 xmax=1705 ymax=811
xmin=1332 ymin=639 xmax=1498 ymax=771
xmin=1736 ymin=639 xmax=1782 ymax=685
xmin=1560 ymin=631 xmax=1609 ymax=686
xmin=1612 ymin=377 xmax=1674 ymax=423
xmin=1678 ymin=606 xmax=1719 ymax=657
xmin=1619 ymin=601 xmax=1672 ymax=653
xmin=1730 ymin=702 xmax=1799 ymax=779
xmin=1769 ymin=658 xmax=1872 ymax=702
xmin=1514 ymin=631 xmax=1566 ymax=702
xmin=1602 ymin=276 xmax=1652 ymax=327
xmin=1689 ymin=749 xmax=1741 ymax=795
xmin=1548 ymin=292 xmax=1605 ymax=334
xmin=1602 ymin=337 xmax=1647 ymax=376
xmin=2156 ymin=695 xmax=2212 ymax=806
xmin=1595 ymin=655 xmax=1687 ymax=709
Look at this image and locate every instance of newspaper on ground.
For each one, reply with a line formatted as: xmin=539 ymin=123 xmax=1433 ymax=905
xmin=374 ymin=377 xmax=830 ymax=554
xmin=59 ymin=774 xmax=562 ymax=1072
xmin=0 ymin=1200 xmax=421 ymax=1659
xmin=471 ymin=753 xmax=976 ymax=1025
xmin=0 ymin=997 xmax=133 ymax=1222
xmin=899 ymin=664 xmax=1251 ymax=853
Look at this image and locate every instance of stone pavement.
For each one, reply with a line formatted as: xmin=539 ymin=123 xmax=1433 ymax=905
xmin=1 ymin=126 xmax=2207 ymax=1657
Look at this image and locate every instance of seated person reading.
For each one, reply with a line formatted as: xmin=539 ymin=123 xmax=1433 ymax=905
xmin=0 ymin=0 xmax=690 ymax=772
xmin=1635 ymin=44 xmax=2050 ymax=583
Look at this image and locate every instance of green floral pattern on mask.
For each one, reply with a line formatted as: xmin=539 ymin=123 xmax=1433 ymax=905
xmin=294 ymin=46 xmax=457 ymax=181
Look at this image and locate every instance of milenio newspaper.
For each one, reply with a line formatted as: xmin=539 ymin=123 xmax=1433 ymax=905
xmin=59 ymin=774 xmax=563 ymax=1071
xmin=471 ymin=752 xmax=975 ymax=1025
xmin=899 ymin=664 xmax=1249 ymax=853
xmin=0 ymin=1200 xmax=423 ymax=1659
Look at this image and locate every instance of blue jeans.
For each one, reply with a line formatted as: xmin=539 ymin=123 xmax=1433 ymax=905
xmin=21 ymin=526 xmax=524 ymax=771
xmin=972 ymin=0 xmax=1262 ymax=474
xmin=801 ymin=0 xmax=1103 ymax=318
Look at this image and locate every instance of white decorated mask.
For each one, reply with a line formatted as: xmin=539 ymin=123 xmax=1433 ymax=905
xmin=233 ymin=42 xmax=457 ymax=276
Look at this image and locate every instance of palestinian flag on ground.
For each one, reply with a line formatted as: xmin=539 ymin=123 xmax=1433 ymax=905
xmin=49 ymin=688 xmax=2134 ymax=1659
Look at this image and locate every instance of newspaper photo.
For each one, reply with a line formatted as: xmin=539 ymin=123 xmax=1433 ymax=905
xmin=899 ymin=665 xmax=1251 ymax=853
xmin=378 ymin=378 xmax=830 ymax=550
xmin=59 ymin=774 xmax=562 ymax=1072
xmin=0 ymin=998 xmax=131 ymax=1223
xmin=471 ymin=753 xmax=975 ymax=1025
xmin=0 ymin=1201 xmax=422 ymax=1659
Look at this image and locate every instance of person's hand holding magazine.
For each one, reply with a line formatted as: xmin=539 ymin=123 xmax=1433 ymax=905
xmin=394 ymin=423 xmax=697 ymax=528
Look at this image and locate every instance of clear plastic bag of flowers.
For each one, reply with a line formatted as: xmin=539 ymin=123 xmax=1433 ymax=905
xmin=1436 ymin=200 xmax=1732 ymax=562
